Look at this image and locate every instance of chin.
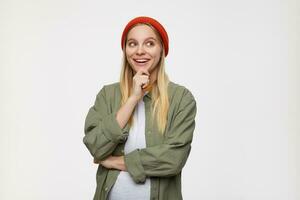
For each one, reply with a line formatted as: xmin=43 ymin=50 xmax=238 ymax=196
xmin=133 ymin=64 xmax=152 ymax=72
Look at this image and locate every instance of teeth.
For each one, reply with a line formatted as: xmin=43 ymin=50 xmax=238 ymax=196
xmin=134 ymin=59 xmax=149 ymax=63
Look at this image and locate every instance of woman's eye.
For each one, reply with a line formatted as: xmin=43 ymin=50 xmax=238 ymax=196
xmin=128 ymin=42 xmax=135 ymax=47
xmin=127 ymin=41 xmax=154 ymax=47
xmin=146 ymin=41 xmax=154 ymax=46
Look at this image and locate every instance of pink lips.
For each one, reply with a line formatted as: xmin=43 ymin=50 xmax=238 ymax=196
xmin=133 ymin=58 xmax=150 ymax=66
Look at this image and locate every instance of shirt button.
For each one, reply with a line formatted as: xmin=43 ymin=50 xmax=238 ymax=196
xmin=121 ymin=149 xmax=124 ymax=153
xmin=104 ymin=187 xmax=108 ymax=191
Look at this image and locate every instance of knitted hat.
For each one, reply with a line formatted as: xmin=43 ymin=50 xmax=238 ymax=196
xmin=121 ymin=16 xmax=169 ymax=57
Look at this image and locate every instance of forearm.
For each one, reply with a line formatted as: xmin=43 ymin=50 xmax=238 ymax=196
xmin=97 ymin=155 xmax=127 ymax=171
xmin=113 ymin=156 xmax=127 ymax=171
xmin=116 ymin=96 xmax=139 ymax=129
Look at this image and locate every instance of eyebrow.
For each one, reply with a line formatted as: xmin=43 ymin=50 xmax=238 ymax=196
xmin=127 ymin=37 xmax=157 ymax=42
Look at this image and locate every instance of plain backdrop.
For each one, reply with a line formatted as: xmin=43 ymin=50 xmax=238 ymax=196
xmin=1 ymin=0 xmax=299 ymax=199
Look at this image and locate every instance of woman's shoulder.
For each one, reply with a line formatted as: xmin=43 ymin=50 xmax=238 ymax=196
xmin=99 ymin=81 xmax=120 ymax=90
xmin=101 ymin=81 xmax=119 ymax=89
xmin=168 ymin=81 xmax=196 ymax=102
xmin=94 ymin=82 xmax=119 ymax=99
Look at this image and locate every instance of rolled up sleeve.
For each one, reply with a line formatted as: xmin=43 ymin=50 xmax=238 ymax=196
xmin=124 ymin=88 xmax=197 ymax=183
xmin=83 ymin=86 xmax=130 ymax=161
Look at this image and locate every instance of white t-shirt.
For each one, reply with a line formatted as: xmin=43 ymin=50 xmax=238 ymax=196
xmin=108 ymin=92 xmax=151 ymax=200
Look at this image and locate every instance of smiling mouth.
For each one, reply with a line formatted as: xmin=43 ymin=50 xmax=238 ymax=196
xmin=133 ymin=58 xmax=150 ymax=66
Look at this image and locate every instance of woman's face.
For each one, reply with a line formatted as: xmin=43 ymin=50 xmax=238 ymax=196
xmin=125 ymin=24 xmax=162 ymax=74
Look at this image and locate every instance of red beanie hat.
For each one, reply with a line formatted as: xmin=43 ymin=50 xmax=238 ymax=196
xmin=121 ymin=16 xmax=169 ymax=57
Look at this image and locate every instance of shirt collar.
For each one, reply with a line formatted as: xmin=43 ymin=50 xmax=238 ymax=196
xmin=144 ymin=90 xmax=152 ymax=99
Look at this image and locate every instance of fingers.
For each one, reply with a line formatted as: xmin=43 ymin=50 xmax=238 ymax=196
xmin=133 ymin=69 xmax=151 ymax=96
xmin=136 ymin=68 xmax=150 ymax=76
xmin=142 ymin=79 xmax=150 ymax=88
xmin=135 ymin=69 xmax=150 ymax=86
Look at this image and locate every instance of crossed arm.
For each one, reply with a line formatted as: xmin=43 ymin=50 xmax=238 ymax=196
xmin=83 ymin=86 xmax=197 ymax=183
xmin=94 ymin=155 xmax=127 ymax=171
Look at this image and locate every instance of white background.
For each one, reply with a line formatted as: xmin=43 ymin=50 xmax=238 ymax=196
xmin=1 ymin=0 xmax=299 ymax=199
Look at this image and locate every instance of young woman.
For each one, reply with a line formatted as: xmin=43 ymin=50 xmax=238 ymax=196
xmin=83 ymin=16 xmax=197 ymax=200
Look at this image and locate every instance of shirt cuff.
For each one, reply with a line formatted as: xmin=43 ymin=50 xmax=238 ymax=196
xmin=124 ymin=149 xmax=147 ymax=183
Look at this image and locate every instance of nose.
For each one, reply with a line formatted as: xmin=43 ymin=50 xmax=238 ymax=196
xmin=136 ymin=44 xmax=145 ymax=55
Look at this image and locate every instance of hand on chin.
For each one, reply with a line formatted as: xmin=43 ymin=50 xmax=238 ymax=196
xmin=142 ymin=82 xmax=153 ymax=93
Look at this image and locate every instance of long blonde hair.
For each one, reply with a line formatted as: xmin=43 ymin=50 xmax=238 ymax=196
xmin=119 ymin=23 xmax=170 ymax=135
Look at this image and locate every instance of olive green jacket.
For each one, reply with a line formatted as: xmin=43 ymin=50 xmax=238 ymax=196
xmin=83 ymin=81 xmax=197 ymax=200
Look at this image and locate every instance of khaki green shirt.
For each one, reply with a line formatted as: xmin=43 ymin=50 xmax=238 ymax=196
xmin=83 ymin=81 xmax=197 ymax=200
